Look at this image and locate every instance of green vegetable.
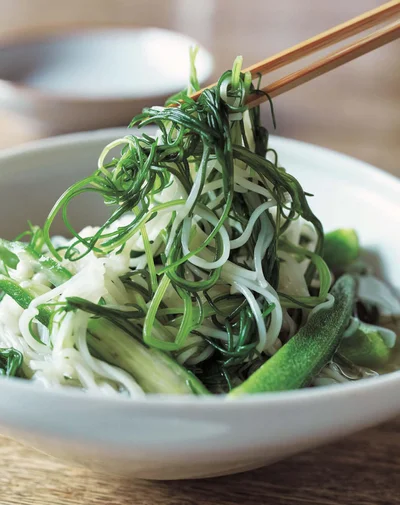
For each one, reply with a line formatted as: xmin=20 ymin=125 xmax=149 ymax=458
xmin=229 ymin=274 xmax=356 ymax=395
xmin=0 ymin=238 xmax=71 ymax=286
xmin=88 ymin=318 xmax=208 ymax=394
xmin=0 ymin=348 xmax=23 ymax=377
xmin=339 ymin=322 xmax=392 ymax=368
xmin=0 ymin=276 xmax=208 ymax=395
xmin=0 ymin=275 xmax=51 ymax=325
xmin=323 ymin=229 xmax=359 ymax=271
xmin=0 ymin=245 xmax=19 ymax=272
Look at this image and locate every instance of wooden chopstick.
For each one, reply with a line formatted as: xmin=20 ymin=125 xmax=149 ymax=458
xmin=242 ymin=0 xmax=400 ymax=79
xmin=246 ymin=21 xmax=400 ymax=108
xmin=189 ymin=0 xmax=400 ymax=105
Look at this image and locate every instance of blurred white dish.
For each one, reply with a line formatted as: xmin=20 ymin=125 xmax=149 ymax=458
xmin=0 ymin=28 xmax=213 ymax=133
xmin=0 ymin=129 xmax=399 ymax=480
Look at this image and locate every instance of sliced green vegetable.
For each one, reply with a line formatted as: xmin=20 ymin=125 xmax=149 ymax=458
xmin=0 ymin=275 xmax=51 ymax=326
xmin=229 ymin=274 xmax=356 ymax=395
xmin=88 ymin=318 xmax=208 ymax=395
xmin=0 ymin=348 xmax=23 ymax=377
xmin=0 ymin=245 xmax=19 ymax=272
xmin=339 ymin=321 xmax=392 ymax=368
xmin=323 ymin=229 xmax=359 ymax=271
xmin=0 ymin=239 xmax=71 ymax=286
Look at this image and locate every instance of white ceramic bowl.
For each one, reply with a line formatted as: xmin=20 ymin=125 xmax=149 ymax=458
xmin=0 ymin=130 xmax=399 ymax=480
xmin=0 ymin=28 xmax=213 ymax=134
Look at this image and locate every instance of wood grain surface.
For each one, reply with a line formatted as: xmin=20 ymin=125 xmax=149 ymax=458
xmin=1 ymin=417 xmax=400 ymax=505
xmin=0 ymin=1 xmax=399 ymax=504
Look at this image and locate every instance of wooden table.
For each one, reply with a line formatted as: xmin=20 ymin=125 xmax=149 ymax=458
xmin=1 ymin=0 xmax=399 ymax=503
xmin=0 ymin=417 xmax=400 ymax=505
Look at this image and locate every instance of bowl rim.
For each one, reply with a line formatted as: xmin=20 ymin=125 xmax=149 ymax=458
xmin=0 ymin=128 xmax=399 ymax=410
xmin=0 ymin=25 xmax=214 ymax=103
xmin=2 ymin=361 xmax=400 ymax=411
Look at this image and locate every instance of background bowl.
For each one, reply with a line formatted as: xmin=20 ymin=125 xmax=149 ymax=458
xmin=0 ymin=129 xmax=399 ymax=480
xmin=0 ymin=27 xmax=213 ymax=134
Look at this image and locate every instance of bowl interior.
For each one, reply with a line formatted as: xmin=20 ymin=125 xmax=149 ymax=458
xmin=0 ymin=28 xmax=213 ymax=99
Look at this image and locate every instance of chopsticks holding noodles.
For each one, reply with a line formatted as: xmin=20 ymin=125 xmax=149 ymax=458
xmin=189 ymin=0 xmax=400 ymax=108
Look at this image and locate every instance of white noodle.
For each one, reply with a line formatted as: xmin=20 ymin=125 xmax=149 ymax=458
xmin=230 ymin=201 xmax=276 ymax=250
xmin=308 ymin=294 xmax=335 ymax=318
xmin=181 ymin=207 xmax=231 ymax=270
xmin=233 ymin=282 xmax=267 ymax=352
